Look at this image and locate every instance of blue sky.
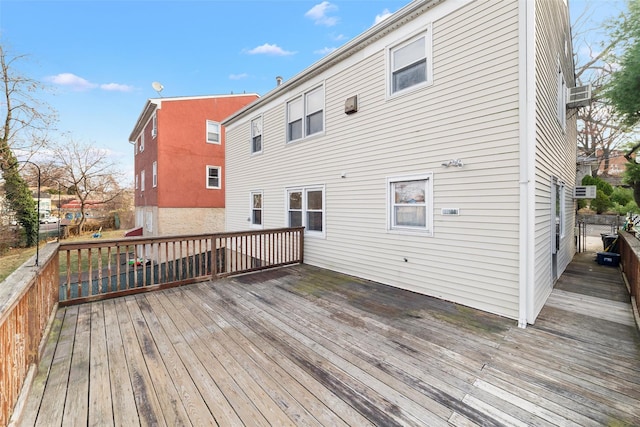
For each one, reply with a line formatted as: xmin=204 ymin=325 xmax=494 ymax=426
xmin=0 ymin=0 xmax=627 ymax=186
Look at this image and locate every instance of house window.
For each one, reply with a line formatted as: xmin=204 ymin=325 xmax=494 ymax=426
xmin=251 ymin=116 xmax=262 ymax=154
xmin=141 ymin=170 xmax=145 ymax=192
xmin=388 ymin=173 xmax=433 ymax=234
xmin=151 ymin=113 xmax=157 ymax=138
xmin=207 ymin=120 xmax=220 ymax=144
xmin=389 ymin=30 xmax=431 ymax=95
xmin=152 ymin=161 xmax=157 ymax=188
xmin=286 ymin=85 xmax=324 ymax=142
xmin=557 ymin=64 xmax=567 ymax=130
xmin=206 ymin=166 xmax=221 ymax=189
xmin=135 ymin=173 xmax=139 ymax=189
xmin=139 ymin=134 xmax=144 ymax=152
xmin=287 ymin=186 xmax=324 ymax=235
xmin=305 ymin=86 xmax=324 ymax=136
xmin=251 ymin=191 xmax=263 ymax=227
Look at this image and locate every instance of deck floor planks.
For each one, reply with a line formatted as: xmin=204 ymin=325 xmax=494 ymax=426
xmin=261 ymin=272 xmax=540 ymax=427
xmin=209 ymin=281 xmax=453 ymax=426
xmin=479 ymin=364 xmax=606 ymax=426
xmin=545 ymin=289 xmax=635 ymax=325
xmin=16 ymin=309 xmax=65 ymax=427
xmin=112 ymin=297 xmax=166 ymax=427
xmin=205 ymin=284 xmax=428 ymax=427
xmin=498 ymin=330 xmax=640 ymax=399
xmin=101 ymin=299 xmax=140 ymax=427
xmin=149 ymin=289 xmax=294 ymax=427
xmin=33 ymin=306 xmax=78 ymax=426
xmin=122 ymin=296 xmax=193 ymax=426
xmin=13 ymin=252 xmax=640 ymax=427
xmin=275 ymin=280 xmax=492 ymax=384
xmin=134 ymin=294 xmax=218 ymax=426
xmin=159 ymin=288 xmax=324 ymax=427
xmin=218 ymin=278 xmax=496 ymax=425
xmin=499 ymin=326 xmax=640 ymax=392
xmin=146 ymin=290 xmax=274 ymax=427
xmin=140 ymin=292 xmax=246 ymax=427
xmin=183 ymin=284 xmax=374 ymax=427
xmin=88 ymin=302 xmax=114 ymax=427
xmin=500 ymin=322 xmax=640 ymax=377
xmin=62 ymin=304 xmax=91 ymax=426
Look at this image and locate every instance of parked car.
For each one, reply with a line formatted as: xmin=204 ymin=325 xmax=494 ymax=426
xmin=40 ymin=216 xmax=59 ymax=224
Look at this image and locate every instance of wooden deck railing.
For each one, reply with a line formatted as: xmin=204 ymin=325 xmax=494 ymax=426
xmin=0 ymin=227 xmax=303 ymax=424
xmin=58 ymin=227 xmax=304 ymax=305
xmin=0 ymin=244 xmax=59 ymax=427
xmin=617 ymin=231 xmax=640 ymax=310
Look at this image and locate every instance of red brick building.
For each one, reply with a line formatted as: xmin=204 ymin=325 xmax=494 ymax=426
xmin=129 ymin=94 xmax=258 ymax=236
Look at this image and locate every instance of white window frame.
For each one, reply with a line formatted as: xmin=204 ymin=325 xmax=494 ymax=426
xmin=285 ymin=185 xmax=325 ymax=237
xmin=206 ymin=165 xmax=221 ymax=189
xmin=141 ymin=169 xmax=145 ymax=192
xmin=286 ymin=84 xmax=324 ymax=143
xmin=250 ymin=190 xmax=263 ymax=228
xmin=251 ymin=116 xmax=263 ymax=154
xmin=387 ymin=173 xmax=433 ymax=235
xmin=206 ymin=120 xmax=221 ymax=144
xmin=151 ymin=113 xmax=157 ymax=139
xmin=557 ymin=62 xmax=567 ymax=131
xmin=152 ymin=161 xmax=157 ymax=188
xmin=135 ymin=173 xmax=139 ymax=190
xmin=387 ymin=28 xmax=432 ymax=97
xmin=139 ymin=133 xmax=145 ymax=153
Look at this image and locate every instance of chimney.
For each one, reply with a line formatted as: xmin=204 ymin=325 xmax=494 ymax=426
xmin=276 ymin=76 xmax=283 ymax=86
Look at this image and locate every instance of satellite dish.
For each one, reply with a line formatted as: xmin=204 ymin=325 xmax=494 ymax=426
xmin=151 ymin=81 xmax=164 ymax=96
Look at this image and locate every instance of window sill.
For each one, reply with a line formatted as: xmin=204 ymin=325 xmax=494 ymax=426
xmin=286 ymin=131 xmax=325 ymax=146
xmin=387 ymin=228 xmax=433 ymax=237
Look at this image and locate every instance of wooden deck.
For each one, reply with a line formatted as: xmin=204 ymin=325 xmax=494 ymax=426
xmin=12 ymin=252 xmax=640 ymax=426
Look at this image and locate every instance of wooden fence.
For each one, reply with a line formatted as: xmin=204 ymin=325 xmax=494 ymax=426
xmin=58 ymin=227 xmax=304 ymax=304
xmin=0 ymin=227 xmax=304 ymax=424
xmin=617 ymin=231 xmax=640 ymax=310
xmin=0 ymin=245 xmax=59 ymax=427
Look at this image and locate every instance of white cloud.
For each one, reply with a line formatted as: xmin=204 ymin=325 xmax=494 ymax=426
xmin=46 ymin=73 xmax=134 ymax=92
xmin=306 ymin=1 xmax=339 ymax=27
xmin=374 ymin=8 xmax=393 ymax=25
xmin=229 ymin=73 xmax=249 ymax=80
xmin=314 ymin=47 xmax=337 ymax=55
xmin=46 ymin=73 xmax=97 ymax=91
xmin=331 ymin=33 xmax=346 ymax=42
xmin=100 ymin=83 xmax=135 ymax=92
xmin=246 ymin=43 xmax=296 ymax=56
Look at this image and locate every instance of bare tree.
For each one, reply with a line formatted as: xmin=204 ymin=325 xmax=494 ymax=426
xmin=0 ymin=45 xmax=56 ymax=246
xmin=48 ymin=138 xmax=123 ymax=234
xmin=572 ymin=5 xmax=628 ymax=178
xmin=0 ymin=45 xmax=56 ymax=159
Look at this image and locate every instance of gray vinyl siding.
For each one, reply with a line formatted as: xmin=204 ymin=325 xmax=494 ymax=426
xmin=531 ymin=0 xmax=577 ymax=319
xmin=227 ymin=0 xmax=524 ymax=320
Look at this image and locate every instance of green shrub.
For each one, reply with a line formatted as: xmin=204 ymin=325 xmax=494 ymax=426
xmin=582 ymin=174 xmax=614 ymax=195
xmin=590 ymin=189 xmax=614 ymax=214
xmin=611 ymin=186 xmax=634 ymax=205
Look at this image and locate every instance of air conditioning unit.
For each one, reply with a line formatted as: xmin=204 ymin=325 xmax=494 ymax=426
xmin=566 ymin=84 xmax=591 ymax=108
xmin=573 ymin=185 xmax=596 ymax=199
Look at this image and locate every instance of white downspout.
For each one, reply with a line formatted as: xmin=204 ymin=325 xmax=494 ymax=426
xmin=518 ymin=0 xmax=537 ymax=328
